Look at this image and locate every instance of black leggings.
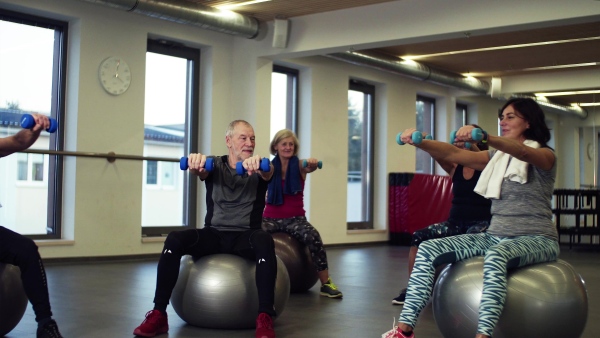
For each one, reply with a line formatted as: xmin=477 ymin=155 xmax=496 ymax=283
xmin=0 ymin=226 xmax=52 ymax=322
xmin=153 ymin=227 xmax=277 ymax=316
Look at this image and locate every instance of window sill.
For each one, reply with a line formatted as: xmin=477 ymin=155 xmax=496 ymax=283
xmin=35 ymin=239 xmax=75 ymax=247
xmin=346 ymin=229 xmax=387 ymax=235
xmin=141 ymin=236 xmax=167 ymax=243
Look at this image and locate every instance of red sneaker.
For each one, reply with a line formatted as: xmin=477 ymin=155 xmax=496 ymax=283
xmin=381 ymin=326 xmax=414 ymax=338
xmin=133 ymin=310 xmax=169 ymax=337
xmin=255 ymin=312 xmax=275 ymax=338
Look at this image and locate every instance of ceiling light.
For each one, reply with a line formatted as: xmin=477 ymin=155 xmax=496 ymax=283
xmin=522 ymin=62 xmax=598 ymax=71
xmin=216 ymin=0 xmax=271 ymax=10
xmin=401 ymin=36 xmax=600 ymax=60
xmin=535 ymin=90 xmax=600 ymax=97
xmin=578 ymin=103 xmax=600 ymax=107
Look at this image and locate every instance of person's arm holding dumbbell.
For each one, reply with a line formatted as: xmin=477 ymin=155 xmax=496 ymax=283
xmin=399 ymin=128 xmax=489 ymax=171
xmin=301 ymin=158 xmax=322 ymax=174
xmin=186 ymin=153 xmax=212 ymax=180
xmin=241 ymin=155 xmax=274 ymax=180
xmin=0 ymin=113 xmax=49 ymax=157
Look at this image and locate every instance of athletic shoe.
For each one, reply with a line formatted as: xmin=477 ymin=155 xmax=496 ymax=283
xmin=37 ymin=320 xmax=63 ymax=338
xmin=133 ymin=310 xmax=169 ymax=337
xmin=392 ymin=288 xmax=407 ymax=305
xmin=255 ymin=312 xmax=275 ymax=338
xmin=381 ymin=325 xmax=414 ymax=338
xmin=320 ymin=278 xmax=343 ymax=298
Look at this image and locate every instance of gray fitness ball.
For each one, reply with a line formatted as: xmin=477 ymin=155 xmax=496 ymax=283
xmin=171 ymin=254 xmax=290 ymax=329
xmin=0 ymin=263 xmax=28 ymax=336
xmin=432 ymin=257 xmax=588 ymax=338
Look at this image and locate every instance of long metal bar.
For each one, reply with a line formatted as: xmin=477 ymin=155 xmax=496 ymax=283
xmin=21 ymin=149 xmax=179 ymax=163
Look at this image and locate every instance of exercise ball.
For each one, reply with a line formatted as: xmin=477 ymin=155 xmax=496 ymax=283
xmin=0 ymin=263 xmax=28 ymax=336
xmin=171 ymin=254 xmax=290 ymax=329
xmin=271 ymin=232 xmax=319 ymax=293
xmin=432 ymin=257 xmax=588 ymax=338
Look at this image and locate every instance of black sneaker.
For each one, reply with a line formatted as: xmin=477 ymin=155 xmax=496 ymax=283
xmin=37 ymin=319 xmax=63 ymax=338
xmin=319 ymin=278 xmax=343 ymax=298
xmin=392 ymin=288 xmax=406 ymax=305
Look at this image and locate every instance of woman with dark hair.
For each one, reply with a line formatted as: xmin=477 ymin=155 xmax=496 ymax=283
xmin=383 ymin=98 xmax=558 ymax=338
xmin=391 ymin=124 xmax=491 ymax=305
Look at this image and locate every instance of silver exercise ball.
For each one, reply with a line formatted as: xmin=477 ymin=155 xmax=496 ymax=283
xmin=271 ymin=232 xmax=318 ymax=293
xmin=171 ymin=254 xmax=290 ymax=329
xmin=0 ymin=263 xmax=28 ymax=336
xmin=432 ymin=257 xmax=588 ymax=338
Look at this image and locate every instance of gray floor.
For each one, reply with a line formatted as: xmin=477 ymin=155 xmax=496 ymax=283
xmin=8 ymin=244 xmax=600 ymax=338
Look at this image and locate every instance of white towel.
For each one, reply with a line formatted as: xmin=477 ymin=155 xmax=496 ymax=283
xmin=474 ymin=140 xmax=540 ymax=199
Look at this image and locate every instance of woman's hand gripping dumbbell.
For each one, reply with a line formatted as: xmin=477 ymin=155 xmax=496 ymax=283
xmin=21 ymin=114 xmax=58 ymax=133
xmin=450 ymin=128 xmax=484 ymax=149
xmin=396 ymin=129 xmax=433 ymax=145
xmin=302 ymin=159 xmax=323 ymax=170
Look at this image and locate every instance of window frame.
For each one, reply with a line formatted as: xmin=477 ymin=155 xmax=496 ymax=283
xmin=347 ymin=80 xmax=375 ymax=230
xmin=272 ymin=65 xmax=299 ymax=133
xmin=1 ymin=9 xmax=68 ymax=239
xmin=456 ymin=103 xmax=468 ymax=131
xmin=141 ymin=39 xmax=200 ymax=237
xmin=416 ymin=95 xmax=436 ymax=174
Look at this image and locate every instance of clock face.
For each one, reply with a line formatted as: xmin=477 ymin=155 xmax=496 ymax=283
xmin=99 ymin=57 xmax=131 ymax=95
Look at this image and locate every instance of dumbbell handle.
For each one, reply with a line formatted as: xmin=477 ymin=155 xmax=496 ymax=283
xmin=20 ymin=114 xmax=58 ymax=133
xmin=450 ymin=129 xmax=484 ymax=148
xmin=396 ymin=131 xmax=432 ymax=145
xmin=302 ymin=159 xmax=323 ymax=169
xmin=236 ymin=157 xmax=271 ymax=175
xmin=180 ymin=157 xmax=214 ymax=171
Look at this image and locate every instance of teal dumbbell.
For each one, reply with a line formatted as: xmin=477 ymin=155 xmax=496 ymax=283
xmin=20 ymin=114 xmax=58 ymax=133
xmin=302 ymin=159 xmax=323 ymax=169
xmin=180 ymin=157 xmax=214 ymax=171
xmin=471 ymin=128 xmax=484 ymax=141
xmin=396 ymin=131 xmax=432 ymax=145
xmin=450 ymin=129 xmax=484 ymax=148
xmin=450 ymin=130 xmax=470 ymax=149
xmin=236 ymin=157 xmax=271 ymax=175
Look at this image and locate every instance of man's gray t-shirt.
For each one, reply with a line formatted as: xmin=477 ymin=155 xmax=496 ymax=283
xmin=204 ymin=155 xmax=269 ymax=231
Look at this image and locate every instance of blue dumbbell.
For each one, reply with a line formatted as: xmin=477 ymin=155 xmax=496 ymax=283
xmin=302 ymin=159 xmax=323 ymax=169
xmin=396 ymin=131 xmax=432 ymax=145
xmin=180 ymin=156 xmax=214 ymax=171
xmin=236 ymin=157 xmax=271 ymax=175
xmin=20 ymin=114 xmax=58 ymax=133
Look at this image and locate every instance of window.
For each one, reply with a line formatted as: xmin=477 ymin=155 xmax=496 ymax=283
xmin=0 ymin=9 xmax=67 ymax=238
xmin=347 ymin=80 xmax=374 ymax=230
xmin=16 ymin=153 xmax=46 ymax=182
xmin=146 ymin=161 xmax=158 ymax=185
xmin=416 ymin=96 xmax=435 ymax=174
xmin=270 ymin=65 xmax=298 ymax=140
xmin=141 ymin=39 xmax=199 ymax=236
xmin=456 ymin=103 xmax=467 ymax=131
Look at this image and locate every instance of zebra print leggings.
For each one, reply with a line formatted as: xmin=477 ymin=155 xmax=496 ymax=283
xmin=399 ymin=232 xmax=559 ymax=336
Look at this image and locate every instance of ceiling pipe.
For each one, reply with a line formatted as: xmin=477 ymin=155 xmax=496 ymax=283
xmin=327 ymin=50 xmax=490 ymax=95
xmin=326 ymin=51 xmax=587 ymax=119
xmin=79 ymin=0 xmax=260 ymax=38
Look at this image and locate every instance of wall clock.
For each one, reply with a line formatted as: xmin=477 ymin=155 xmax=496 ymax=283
xmin=99 ymin=57 xmax=131 ymax=95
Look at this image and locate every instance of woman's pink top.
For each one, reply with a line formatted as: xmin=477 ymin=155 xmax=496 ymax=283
xmin=263 ymin=180 xmax=305 ymax=218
